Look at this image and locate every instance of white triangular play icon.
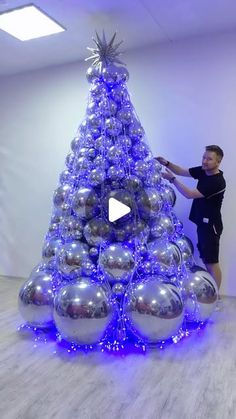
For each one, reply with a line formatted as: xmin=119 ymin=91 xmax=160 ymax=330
xmin=108 ymin=197 xmax=131 ymax=222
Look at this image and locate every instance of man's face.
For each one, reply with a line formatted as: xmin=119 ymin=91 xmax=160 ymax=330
xmin=202 ymin=151 xmax=220 ymax=171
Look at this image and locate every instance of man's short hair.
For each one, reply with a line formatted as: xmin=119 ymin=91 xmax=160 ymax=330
xmin=205 ymin=145 xmax=224 ymax=161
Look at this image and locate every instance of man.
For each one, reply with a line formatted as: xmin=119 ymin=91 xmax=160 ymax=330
xmin=156 ymin=145 xmax=226 ymax=292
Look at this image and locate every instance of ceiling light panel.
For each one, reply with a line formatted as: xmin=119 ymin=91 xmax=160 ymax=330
xmin=0 ymin=4 xmax=65 ymax=41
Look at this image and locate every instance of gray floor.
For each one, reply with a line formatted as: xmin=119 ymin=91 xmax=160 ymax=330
xmin=1 ymin=276 xmax=236 ymax=419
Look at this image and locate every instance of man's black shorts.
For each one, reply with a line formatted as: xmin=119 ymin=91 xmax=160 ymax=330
xmin=197 ymin=223 xmax=221 ymax=264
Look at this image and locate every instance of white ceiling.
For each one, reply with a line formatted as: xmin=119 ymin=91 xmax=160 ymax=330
xmin=0 ymin=0 xmax=236 ymax=76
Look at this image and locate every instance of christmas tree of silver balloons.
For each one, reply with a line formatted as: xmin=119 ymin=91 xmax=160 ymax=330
xmin=18 ymin=32 xmax=218 ymax=348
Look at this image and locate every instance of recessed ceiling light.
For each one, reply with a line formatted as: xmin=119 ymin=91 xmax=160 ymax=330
xmin=0 ymin=4 xmax=65 ymax=41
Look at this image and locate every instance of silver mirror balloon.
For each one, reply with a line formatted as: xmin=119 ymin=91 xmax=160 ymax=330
xmin=42 ymin=238 xmax=62 ymax=260
xmin=18 ymin=271 xmax=56 ymax=328
xmin=184 ymin=268 xmax=218 ymax=322
xmin=53 ymin=184 xmax=72 ymax=210
xmin=124 ymin=276 xmax=184 ymax=342
xmin=147 ymin=238 xmax=182 ymax=276
xmin=174 ymin=235 xmax=194 ymax=267
xmin=150 ymin=212 xmax=175 ymax=239
xmin=57 ymin=241 xmax=93 ymax=278
xmin=160 ymin=184 xmax=176 ymax=208
xmin=99 ymin=243 xmax=135 ymax=284
xmin=72 ymin=187 xmax=100 ymax=220
xmin=60 ymin=216 xmax=84 ymax=241
xmin=83 ymin=217 xmax=112 ymax=246
xmin=53 ymin=279 xmax=115 ymax=344
xmin=137 ymin=188 xmax=162 ymax=219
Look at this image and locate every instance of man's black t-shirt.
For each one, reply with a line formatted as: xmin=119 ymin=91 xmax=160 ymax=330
xmin=189 ymin=166 xmax=226 ymax=234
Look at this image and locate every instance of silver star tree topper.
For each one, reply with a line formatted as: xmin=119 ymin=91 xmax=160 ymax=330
xmin=85 ymin=31 xmax=125 ymax=69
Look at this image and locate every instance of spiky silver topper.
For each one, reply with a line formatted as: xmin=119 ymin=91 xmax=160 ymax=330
xmin=85 ymin=31 xmax=125 ymax=69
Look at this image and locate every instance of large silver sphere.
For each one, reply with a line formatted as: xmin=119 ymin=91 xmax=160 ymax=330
xmin=107 ymin=145 xmax=123 ymax=163
xmin=74 ymin=156 xmax=93 ymax=174
xmin=72 ymin=187 xmax=99 ymax=220
xmin=93 ymin=154 xmax=109 ymax=170
xmin=160 ymin=184 xmax=176 ymax=208
xmin=88 ymin=168 xmax=105 ymax=186
xmin=113 ymin=222 xmax=134 ymax=242
xmin=42 ymin=238 xmax=62 ymax=263
xmin=117 ymin=66 xmax=129 ymax=83
xmin=184 ymin=269 xmax=218 ymax=322
xmin=57 ymin=242 xmax=90 ymax=277
xmin=124 ymin=276 xmax=184 ymax=342
xmin=86 ymin=66 xmax=100 ymax=83
xmin=98 ymin=98 xmax=117 ymax=117
xmin=87 ymin=101 xmax=99 ymax=115
xmin=124 ymin=175 xmax=142 ymax=193
xmin=128 ymin=122 xmax=144 ymax=141
xmin=101 ymin=65 xmax=120 ymax=85
xmin=94 ymin=135 xmax=113 ymax=151
xmin=113 ymin=219 xmax=150 ymax=243
xmin=83 ymin=217 xmax=111 ymax=246
xmin=148 ymin=159 xmax=162 ymax=173
xmin=133 ymin=160 xmax=149 ymax=179
xmin=174 ymin=235 xmax=194 ymax=266
xmin=172 ymin=215 xmax=184 ymax=234
xmin=53 ymin=279 xmax=115 ymax=344
xmin=105 ymin=117 xmax=122 ymax=136
xmin=53 ymin=184 xmax=72 ymax=209
xmin=110 ymin=85 xmax=129 ymax=103
xmin=107 ymin=165 xmax=125 ymax=180
xmin=117 ymin=107 xmax=133 ymax=125
xmin=137 ymin=188 xmax=162 ymax=219
xmin=87 ymin=113 xmax=103 ymax=130
xmin=144 ymin=171 xmax=162 ymax=188
xmin=71 ymin=136 xmax=81 ymax=153
xmin=59 ymin=169 xmax=76 ymax=186
xmin=100 ymin=243 xmax=135 ymax=283
xmin=116 ymin=134 xmax=132 ymax=149
xmin=18 ymin=271 xmax=55 ymax=327
xmin=132 ymin=142 xmax=149 ymax=160
xmin=150 ymin=213 xmax=175 ymax=239
xmin=90 ymin=83 xmax=107 ymax=102
xmin=60 ymin=216 xmax=84 ymax=241
xmin=147 ymin=239 xmax=182 ymax=275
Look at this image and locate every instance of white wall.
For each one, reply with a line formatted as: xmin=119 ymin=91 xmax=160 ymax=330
xmin=0 ymin=32 xmax=235 ymax=295
xmin=0 ymin=62 xmax=88 ymax=278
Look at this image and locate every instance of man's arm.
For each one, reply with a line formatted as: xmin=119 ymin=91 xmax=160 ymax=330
xmin=172 ymin=178 xmax=204 ymax=199
xmin=162 ymin=168 xmax=204 ymax=199
xmin=156 ymin=156 xmax=192 ymax=177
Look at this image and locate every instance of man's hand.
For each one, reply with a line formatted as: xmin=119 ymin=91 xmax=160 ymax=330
xmin=162 ymin=168 xmax=175 ymax=181
xmin=155 ymin=156 xmax=169 ymax=166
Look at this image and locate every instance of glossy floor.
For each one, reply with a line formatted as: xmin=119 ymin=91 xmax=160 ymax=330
xmin=0 ymin=276 xmax=235 ymax=419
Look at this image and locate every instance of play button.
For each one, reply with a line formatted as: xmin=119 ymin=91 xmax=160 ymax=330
xmin=97 ymin=177 xmax=163 ymax=243
xmin=108 ymin=197 xmax=131 ymax=222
